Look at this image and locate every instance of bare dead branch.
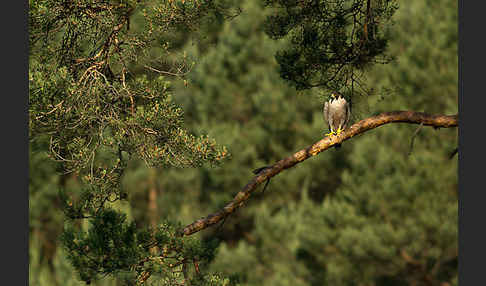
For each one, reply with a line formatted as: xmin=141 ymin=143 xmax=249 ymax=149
xmin=144 ymin=65 xmax=191 ymax=77
xmin=181 ymin=111 xmax=458 ymax=236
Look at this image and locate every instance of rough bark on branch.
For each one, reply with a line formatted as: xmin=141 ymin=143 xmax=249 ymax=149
xmin=181 ymin=111 xmax=458 ymax=236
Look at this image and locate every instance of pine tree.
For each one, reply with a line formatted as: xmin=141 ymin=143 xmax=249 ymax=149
xmin=29 ymin=1 xmax=233 ymax=284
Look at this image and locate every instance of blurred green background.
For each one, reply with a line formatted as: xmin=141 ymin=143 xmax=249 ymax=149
xmin=29 ymin=0 xmax=458 ymax=285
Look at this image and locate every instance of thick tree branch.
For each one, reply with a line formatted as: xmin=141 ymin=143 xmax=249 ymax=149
xmin=181 ymin=111 xmax=458 ymax=236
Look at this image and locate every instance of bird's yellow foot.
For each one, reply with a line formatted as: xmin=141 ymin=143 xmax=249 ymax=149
xmin=325 ymin=131 xmax=336 ymax=136
xmin=336 ymin=128 xmax=343 ymax=135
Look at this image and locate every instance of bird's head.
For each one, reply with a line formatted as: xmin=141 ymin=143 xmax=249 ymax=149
xmin=330 ymin=92 xmax=339 ymax=101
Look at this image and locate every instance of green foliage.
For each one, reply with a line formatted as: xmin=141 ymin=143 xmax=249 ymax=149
xmin=161 ymin=0 xmax=456 ymax=285
xmin=29 ymin=0 xmax=233 ymax=284
xmin=29 ymin=0 xmax=457 ymax=285
xmin=262 ymin=0 xmax=398 ymax=93
xmin=60 ymin=210 xmax=224 ymax=285
xmin=61 ymin=209 xmax=138 ymax=283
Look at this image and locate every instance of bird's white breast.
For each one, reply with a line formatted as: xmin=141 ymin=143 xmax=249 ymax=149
xmin=329 ymin=96 xmax=347 ymax=108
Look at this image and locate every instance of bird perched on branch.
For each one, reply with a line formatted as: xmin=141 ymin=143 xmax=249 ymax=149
xmin=323 ymin=91 xmax=351 ymax=148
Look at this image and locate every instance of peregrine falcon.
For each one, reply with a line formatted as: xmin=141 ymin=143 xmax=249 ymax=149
xmin=323 ymin=92 xmax=351 ymax=147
